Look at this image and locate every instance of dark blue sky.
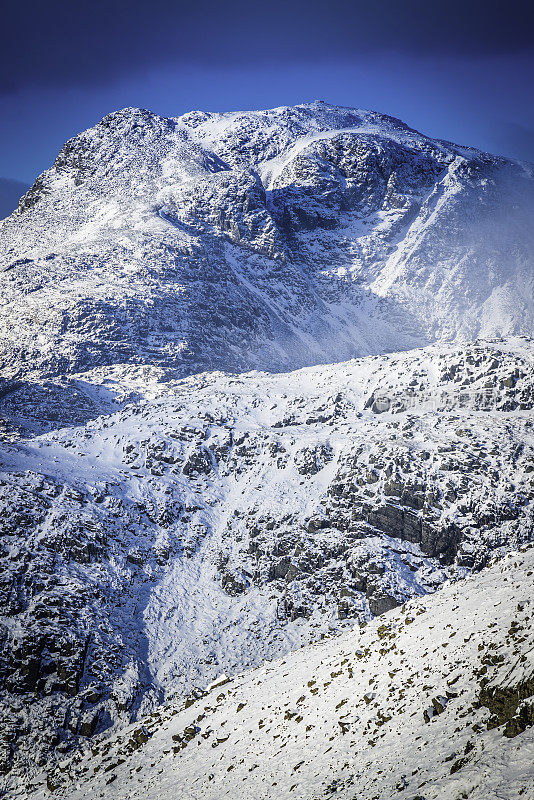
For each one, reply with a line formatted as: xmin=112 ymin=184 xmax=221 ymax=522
xmin=2 ymin=0 xmax=534 ymax=184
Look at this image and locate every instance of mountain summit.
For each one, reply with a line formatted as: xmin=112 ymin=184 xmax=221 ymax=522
xmin=1 ymin=102 xmax=533 ymax=382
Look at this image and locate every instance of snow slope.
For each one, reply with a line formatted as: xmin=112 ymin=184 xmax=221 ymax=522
xmin=25 ymin=543 xmax=534 ymax=800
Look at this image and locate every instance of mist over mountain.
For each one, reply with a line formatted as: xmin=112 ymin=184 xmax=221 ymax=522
xmin=0 ymin=103 xmax=533 ymax=799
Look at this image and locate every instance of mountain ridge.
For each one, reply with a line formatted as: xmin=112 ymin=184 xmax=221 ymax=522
xmin=1 ymin=102 xmax=533 ymax=384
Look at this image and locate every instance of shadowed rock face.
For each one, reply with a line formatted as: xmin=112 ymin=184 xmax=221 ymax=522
xmin=0 ymin=103 xmax=533 ymax=383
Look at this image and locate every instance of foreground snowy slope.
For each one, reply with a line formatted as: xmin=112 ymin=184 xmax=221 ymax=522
xmin=0 ymin=102 xmax=533 ymax=381
xmin=1 ymin=338 xmax=533 ymax=794
xmin=26 ymin=543 xmax=534 ymax=800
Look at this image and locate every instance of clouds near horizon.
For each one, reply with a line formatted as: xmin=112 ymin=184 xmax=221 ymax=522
xmin=2 ymin=0 xmax=534 ymax=94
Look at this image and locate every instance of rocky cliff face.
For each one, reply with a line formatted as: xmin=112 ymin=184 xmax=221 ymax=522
xmin=0 ymin=103 xmax=533 ymax=797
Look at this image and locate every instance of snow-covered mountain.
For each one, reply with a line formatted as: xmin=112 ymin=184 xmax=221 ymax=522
xmin=0 ymin=103 xmax=533 ymax=798
xmin=0 ymin=102 xmax=533 ymax=381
